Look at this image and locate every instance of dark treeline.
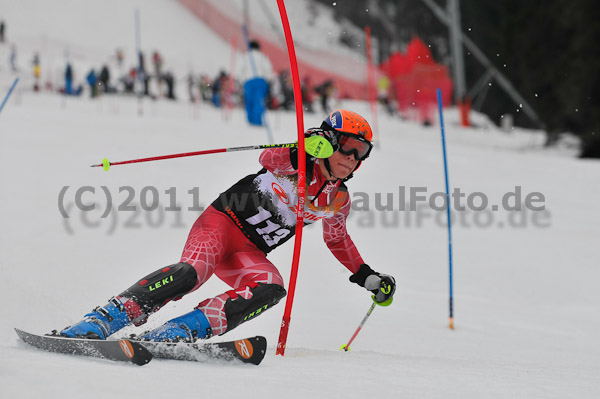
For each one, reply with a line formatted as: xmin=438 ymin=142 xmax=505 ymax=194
xmin=315 ymin=0 xmax=599 ymax=157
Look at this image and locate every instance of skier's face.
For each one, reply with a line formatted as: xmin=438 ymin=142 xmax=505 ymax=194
xmin=327 ymin=150 xmax=359 ymax=180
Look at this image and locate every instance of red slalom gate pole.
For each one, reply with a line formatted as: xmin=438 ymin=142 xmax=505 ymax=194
xmin=276 ymin=0 xmax=305 ymax=356
xmin=365 ymin=26 xmax=379 ymax=145
xmin=90 ymin=142 xmax=297 ymax=171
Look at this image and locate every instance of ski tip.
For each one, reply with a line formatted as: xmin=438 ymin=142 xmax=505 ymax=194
xmin=14 ymin=328 xmax=28 ymax=339
xmin=14 ymin=328 xmax=56 ymax=343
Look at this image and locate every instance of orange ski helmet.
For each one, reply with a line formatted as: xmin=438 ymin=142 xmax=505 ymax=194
xmin=320 ymin=110 xmax=374 ymax=178
xmin=321 ymin=109 xmax=373 ymax=142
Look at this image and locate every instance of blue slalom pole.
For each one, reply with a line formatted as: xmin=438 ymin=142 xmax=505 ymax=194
xmin=241 ymin=24 xmax=274 ymax=144
xmin=436 ymin=88 xmax=454 ymax=330
xmin=0 ymin=78 xmax=19 ymax=114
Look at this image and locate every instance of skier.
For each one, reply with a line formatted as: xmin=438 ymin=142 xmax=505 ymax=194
xmin=60 ymin=109 xmax=396 ymax=342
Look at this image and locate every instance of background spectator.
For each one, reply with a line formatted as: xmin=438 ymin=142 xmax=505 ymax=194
xmin=98 ymin=65 xmax=111 ymax=93
xmin=163 ymin=71 xmax=176 ymax=100
xmin=86 ymin=68 xmax=97 ymax=98
xmin=199 ymin=74 xmax=212 ymax=102
xmin=211 ymin=70 xmax=228 ymax=107
xmin=301 ymin=75 xmax=315 ymax=113
xmin=64 ymin=62 xmax=73 ymax=94
xmin=315 ymin=79 xmax=335 ymax=114
xmin=9 ymin=44 xmax=17 ymax=72
xmin=277 ymin=70 xmax=294 ymax=110
xmin=32 ymin=52 xmax=41 ymax=91
xmin=236 ymin=39 xmax=274 ymax=126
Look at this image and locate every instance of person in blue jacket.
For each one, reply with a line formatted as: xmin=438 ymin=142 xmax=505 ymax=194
xmin=237 ymin=40 xmax=274 ymax=126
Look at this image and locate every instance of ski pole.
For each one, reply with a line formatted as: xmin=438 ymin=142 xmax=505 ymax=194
xmin=91 ymin=136 xmax=332 ymax=171
xmin=340 ymin=302 xmax=376 ymax=352
xmin=91 ymin=142 xmax=296 ymax=171
xmin=437 ymin=88 xmax=454 ymax=330
xmin=0 ymin=77 xmax=19 ymax=115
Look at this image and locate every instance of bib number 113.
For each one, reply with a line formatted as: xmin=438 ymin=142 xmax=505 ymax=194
xmin=245 ymin=206 xmax=291 ymax=247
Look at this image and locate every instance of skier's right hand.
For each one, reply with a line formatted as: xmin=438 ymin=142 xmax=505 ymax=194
xmin=304 ymin=128 xmax=338 ymax=158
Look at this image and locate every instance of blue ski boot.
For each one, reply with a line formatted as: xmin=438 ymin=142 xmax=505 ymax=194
xmin=60 ymin=297 xmax=131 ymax=339
xmin=141 ymin=309 xmax=212 ymax=342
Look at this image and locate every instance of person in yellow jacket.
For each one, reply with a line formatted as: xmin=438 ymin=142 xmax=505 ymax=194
xmin=33 ymin=52 xmax=41 ymax=91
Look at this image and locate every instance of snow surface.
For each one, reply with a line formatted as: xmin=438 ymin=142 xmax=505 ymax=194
xmin=1 ymin=1 xmax=599 ymax=398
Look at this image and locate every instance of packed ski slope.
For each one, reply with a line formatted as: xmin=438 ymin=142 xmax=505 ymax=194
xmin=1 ymin=1 xmax=599 ymax=398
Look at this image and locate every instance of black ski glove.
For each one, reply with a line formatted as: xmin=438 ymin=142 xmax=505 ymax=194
xmin=349 ymin=264 xmax=396 ymax=306
xmin=304 ymin=128 xmax=338 ymax=158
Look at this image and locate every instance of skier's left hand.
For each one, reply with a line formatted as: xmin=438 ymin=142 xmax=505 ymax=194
xmin=349 ymin=264 xmax=396 ymax=306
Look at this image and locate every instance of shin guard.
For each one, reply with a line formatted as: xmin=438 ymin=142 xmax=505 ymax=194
xmin=198 ymin=283 xmax=286 ymax=335
xmin=119 ymin=262 xmax=198 ymax=325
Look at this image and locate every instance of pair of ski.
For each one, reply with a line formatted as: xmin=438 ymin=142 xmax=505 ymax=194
xmin=14 ymin=328 xmax=266 ymax=366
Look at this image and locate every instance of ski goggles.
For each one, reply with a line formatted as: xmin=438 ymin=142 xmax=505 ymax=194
xmin=318 ymin=123 xmax=374 ymax=161
xmin=336 ymin=132 xmax=373 ymax=161
xmin=334 ymin=132 xmax=373 ymax=161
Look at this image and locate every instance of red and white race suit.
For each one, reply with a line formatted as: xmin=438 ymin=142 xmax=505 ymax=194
xmin=176 ymin=147 xmax=364 ymax=334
